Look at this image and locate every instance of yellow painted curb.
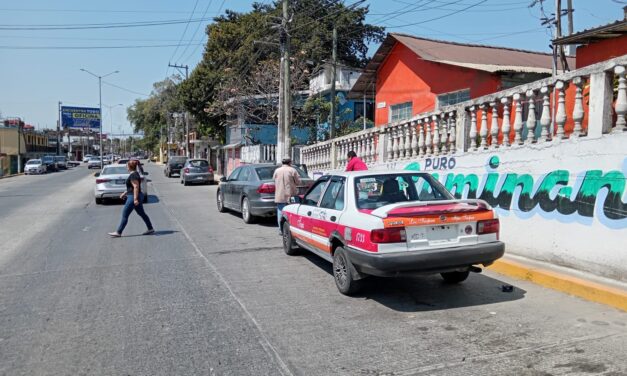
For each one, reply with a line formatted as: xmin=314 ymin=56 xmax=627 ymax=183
xmin=489 ymin=259 xmax=627 ymax=312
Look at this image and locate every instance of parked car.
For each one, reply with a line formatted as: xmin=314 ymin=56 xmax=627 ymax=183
xmin=41 ymin=155 xmax=58 ymax=172
xmin=87 ymin=157 xmax=102 ymax=169
xmin=279 ymin=171 xmax=505 ymax=295
xmin=83 ymin=154 xmax=93 ymax=163
xmin=94 ymin=165 xmax=149 ymax=205
xmin=164 ymin=156 xmax=188 ymax=177
xmin=54 ymin=156 xmax=68 ymax=170
xmin=24 ymin=159 xmax=46 ymax=174
xmin=180 ymin=159 xmax=214 ymax=185
xmin=216 ymin=163 xmax=313 ymax=224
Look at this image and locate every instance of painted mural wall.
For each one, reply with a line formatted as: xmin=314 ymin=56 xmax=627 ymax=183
xmin=318 ymin=133 xmax=627 ymax=281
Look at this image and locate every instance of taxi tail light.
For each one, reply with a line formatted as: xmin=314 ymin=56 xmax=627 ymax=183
xmin=257 ymin=183 xmax=276 ymax=194
xmin=477 ymin=219 xmax=500 ymax=236
xmin=184 ymin=168 xmax=190 ymax=173
xmin=96 ymin=178 xmax=110 ymax=184
xmin=208 ymin=167 xmax=214 ymax=173
xmin=371 ymin=228 xmax=406 ymax=243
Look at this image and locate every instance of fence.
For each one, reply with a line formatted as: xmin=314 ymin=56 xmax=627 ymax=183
xmin=240 ymin=144 xmax=276 ymax=164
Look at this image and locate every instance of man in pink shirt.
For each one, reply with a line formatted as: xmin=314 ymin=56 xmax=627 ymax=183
xmin=345 ymin=150 xmax=368 ymax=172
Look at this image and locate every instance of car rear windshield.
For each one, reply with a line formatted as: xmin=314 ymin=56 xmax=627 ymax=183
xmin=169 ymin=157 xmax=187 ymax=163
xmin=354 ymin=173 xmax=452 ymax=209
xmin=103 ymin=166 xmax=129 ymax=175
xmin=27 ymin=160 xmax=41 ymax=165
xmin=54 ymin=156 xmax=66 ymax=161
xmin=189 ymin=160 xmax=208 ymax=167
xmin=255 ymin=165 xmax=308 ymax=180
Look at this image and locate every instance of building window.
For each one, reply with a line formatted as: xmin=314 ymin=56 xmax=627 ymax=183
xmin=390 ymin=102 xmax=412 ymax=123
xmin=437 ymin=89 xmax=470 ymax=107
xmin=354 ymin=101 xmax=374 ymax=122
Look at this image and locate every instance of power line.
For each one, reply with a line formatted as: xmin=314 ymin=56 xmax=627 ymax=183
xmin=0 ymin=43 xmax=204 ymax=50
xmin=168 ymin=0 xmax=202 ymax=66
xmin=0 ymin=7 xmax=198 ymax=14
xmin=0 ymin=17 xmax=215 ymax=30
xmin=181 ymin=0 xmax=227 ymax=63
xmin=175 ymin=0 xmax=214 ymax=63
xmin=386 ymin=0 xmax=489 ymax=28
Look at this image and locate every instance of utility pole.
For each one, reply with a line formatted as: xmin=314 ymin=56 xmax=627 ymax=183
xmin=330 ymin=25 xmax=338 ymax=140
xmin=168 ymin=63 xmax=191 ymax=158
xmin=567 ymin=0 xmax=573 ymax=35
xmin=57 ymin=101 xmax=61 ymax=155
xmin=277 ymin=0 xmax=291 ymax=163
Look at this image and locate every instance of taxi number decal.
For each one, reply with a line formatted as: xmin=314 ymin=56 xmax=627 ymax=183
xmin=355 ymin=233 xmax=366 ymax=243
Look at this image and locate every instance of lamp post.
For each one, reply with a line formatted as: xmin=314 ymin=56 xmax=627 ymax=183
xmin=80 ymin=68 xmax=119 ymax=169
xmin=104 ymin=103 xmax=123 ymax=156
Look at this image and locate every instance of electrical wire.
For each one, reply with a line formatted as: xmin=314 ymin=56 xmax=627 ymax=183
xmin=386 ymin=0 xmax=488 ymax=28
xmin=0 ymin=17 xmax=215 ymax=31
xmin=0 ymin=43 xmax=204 ymax=50
xmin=168 ymin=0 xmax=202 ymax=66
xmin=181 ymin=0 xmax=227 ymax=63
xmin=175 ymin=0 xmax=214 ymax=63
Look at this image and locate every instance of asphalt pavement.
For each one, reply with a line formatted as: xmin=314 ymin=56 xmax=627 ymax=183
xmin=0 ymin=162 xmax=625 ymax=376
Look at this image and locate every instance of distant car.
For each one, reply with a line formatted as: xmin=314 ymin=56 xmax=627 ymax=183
xmin=217 ymin=163 xmax=313 ymax=224
xmin=94 ymin=165 xmax=149 ymax=205
xmin=87 ymin=157 xmax=102 ymax=169
xmin=102 ymin=156 xmax=112 ymax=165
xmin=83 ymin=154 xmax=93 ymax=163
xmin=164 ymin=156 xmax=188 ymax=177
xmin=24 ymin=159 xmax=46 ymax=175
xmin=67 ymin=159 xmax=80 ymax=167
xmin=54 ymin=156 xmax=68 ymax=170
xmin=41 ymin=155 xmax=58 ymax=172
xmin=280 ymin=171 xmax=505 ymax=295
xmin=180 ymin=159 xmax=214 ymax=185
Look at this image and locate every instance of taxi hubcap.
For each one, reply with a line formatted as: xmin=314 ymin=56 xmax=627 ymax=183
xmin=335 ymin=256 xmax=347 ymax=286
xmin=242 ymin=200 xmax=249 ymax=219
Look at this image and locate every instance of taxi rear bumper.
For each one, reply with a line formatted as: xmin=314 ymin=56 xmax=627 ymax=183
xmin=345 ymin=241 xmax=505 ymax=277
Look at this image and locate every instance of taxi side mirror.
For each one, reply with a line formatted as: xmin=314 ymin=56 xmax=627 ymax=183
xmin=94 ymin=172 xmax=100 ymax=177
xmin=219 ymin=177 xmax=227 ymax=183
xmin=289 ymin=196 xmax=302 ymax=204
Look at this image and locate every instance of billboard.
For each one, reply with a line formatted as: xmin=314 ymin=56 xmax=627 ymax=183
xmin=61 ymin=106 xmax=101 ymax=129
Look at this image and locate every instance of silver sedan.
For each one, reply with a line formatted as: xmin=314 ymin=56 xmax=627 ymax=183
xmin=94 ymin=165 xmax=149 ymax=205
xmin=24 ymin=159 xmax=46 ymax=175
xmin=180 ymin=159 xmax=214 ymax=186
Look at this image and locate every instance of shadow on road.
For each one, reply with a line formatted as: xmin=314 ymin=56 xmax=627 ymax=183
xmin=301 ymin=253 xmax=526 ymax=312
xmin=222 ymin=211 xmax=279 ymax=228
xmin=120 ymin=230 xmax=179 ymax=238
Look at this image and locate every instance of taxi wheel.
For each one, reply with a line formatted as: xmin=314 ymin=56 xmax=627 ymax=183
xmin=440 ymin=270 xmax=470 ymax=284
xmin=95 ymin=198 xmax=103 ymax=205
xmin=282 ymin=222 xmax=299 ymax=256
xmin=333 ymin=247 xmax=362 ymax=295
xmin=217 ymin=190 xmax=226 ymax=212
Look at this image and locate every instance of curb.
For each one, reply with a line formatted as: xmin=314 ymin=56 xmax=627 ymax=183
xmin=489 ymin=258 xmax=627 ymax=312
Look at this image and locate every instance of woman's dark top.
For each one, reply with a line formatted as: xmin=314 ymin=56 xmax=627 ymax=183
xmin=126 ymin=171 xmax=142 ymax=194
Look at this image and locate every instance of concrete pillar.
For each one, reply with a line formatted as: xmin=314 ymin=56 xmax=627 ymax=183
xmin=587 ymin=71 xmax=613 ymax=138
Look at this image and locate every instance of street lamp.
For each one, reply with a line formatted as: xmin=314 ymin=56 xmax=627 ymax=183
xmin=104 ymin=103 xmax=123 ymax=155
xmin=80 ymin=68 xmax=119 ymax=169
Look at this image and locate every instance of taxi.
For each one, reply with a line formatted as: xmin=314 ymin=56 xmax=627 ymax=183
xmin=280 ymin=171 xmax=505 ymax=295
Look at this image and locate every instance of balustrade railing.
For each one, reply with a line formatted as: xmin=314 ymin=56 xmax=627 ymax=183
xmin=300 ymin=55 xmax=627 ymax=171
xmin=241 ymin=144 xmax=276 ymax=164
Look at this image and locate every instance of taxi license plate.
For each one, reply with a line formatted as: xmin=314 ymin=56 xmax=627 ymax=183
xmin=406 ymin=225 xmax=459 ymax=245
xmin=115 ymin=179 xmax=125 ymax=185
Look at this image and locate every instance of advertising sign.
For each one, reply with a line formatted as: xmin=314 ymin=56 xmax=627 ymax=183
xmin=61 ymin=106 xmax=101 ymax=129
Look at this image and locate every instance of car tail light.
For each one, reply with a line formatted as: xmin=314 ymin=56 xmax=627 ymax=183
xmin=257 ymin=183 xmax=276 ymax=194
xmin=208 ymin=167 xmax=213 ymax=173
xmin=477 ymin=219 xmax=500 ymax=235
xmin=96 ymin=178 xmax=111 ymax=184
xmin=184 ymin=168 xmax=190 ymax=173
xmin=371 ymin=228 xmax=406 ymax=243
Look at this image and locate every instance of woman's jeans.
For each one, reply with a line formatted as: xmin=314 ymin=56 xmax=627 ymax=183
xmin=116 ymin=193 xmax=153 ymax=234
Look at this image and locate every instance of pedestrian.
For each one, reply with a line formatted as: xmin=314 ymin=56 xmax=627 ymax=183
xmin=108 ymin=159 xmax=154 ymax=237
xmin=273 ymin=157 xmax=301 ymax=233
xmin=345 ymin=150 xmax=368 ymax=172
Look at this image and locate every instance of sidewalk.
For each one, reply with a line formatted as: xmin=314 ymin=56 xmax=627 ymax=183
xmin=489 ymin=253 xmax=627 ymax=312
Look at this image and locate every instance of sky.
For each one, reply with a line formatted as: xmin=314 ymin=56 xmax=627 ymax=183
xmin=0 ymin=0 xmax=624 ymax=137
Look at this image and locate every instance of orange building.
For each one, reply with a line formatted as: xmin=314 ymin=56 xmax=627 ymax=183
xmin=553 ymin=8 xmax=627 ymax=68
xmin=350 ymin=33 xmax=572 ymax=127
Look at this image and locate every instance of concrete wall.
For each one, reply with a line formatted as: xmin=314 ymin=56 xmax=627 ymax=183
xmin=312 ymin=133 xmax=627 ymax=282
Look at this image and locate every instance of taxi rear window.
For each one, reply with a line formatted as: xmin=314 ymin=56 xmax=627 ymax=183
xmin=354 ymin=173 xmax=451 ymax=209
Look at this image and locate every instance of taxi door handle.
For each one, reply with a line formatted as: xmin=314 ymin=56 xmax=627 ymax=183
xmin=307 ymin=211 xmax=312 ymax=216
xmin=330 ymin=216 xmax=337 ymax=222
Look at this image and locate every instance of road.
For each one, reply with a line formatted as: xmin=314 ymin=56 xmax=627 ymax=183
xmin=0 ymin=162 xmax=626 ymax=376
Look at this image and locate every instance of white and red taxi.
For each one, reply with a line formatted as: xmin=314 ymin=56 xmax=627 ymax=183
xmin=280 ymin=171 xmax=504 ymax=295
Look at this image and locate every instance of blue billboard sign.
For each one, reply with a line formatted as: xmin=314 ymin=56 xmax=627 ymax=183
xmin=61 ymin=106 xmax=101 ymax=129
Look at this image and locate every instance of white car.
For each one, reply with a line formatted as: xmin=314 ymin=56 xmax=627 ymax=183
xmin=280 ymin=171 xmax=505 ymax=295
xmin=83 ymin=154 xmax=93 ymax=163
xmin=24 ymin=159 xmax=46 ymax=174
xmin=87 ymin=157 xmax=103 ymax=169
xmin=94 ymin=165 xmax=149 ymax=205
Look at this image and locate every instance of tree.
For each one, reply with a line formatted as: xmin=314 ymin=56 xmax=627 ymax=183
xmin=127 ymin=77 xmax=182 ymax=153
xmin=177 ymin=0 xmax=384 ymax=138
